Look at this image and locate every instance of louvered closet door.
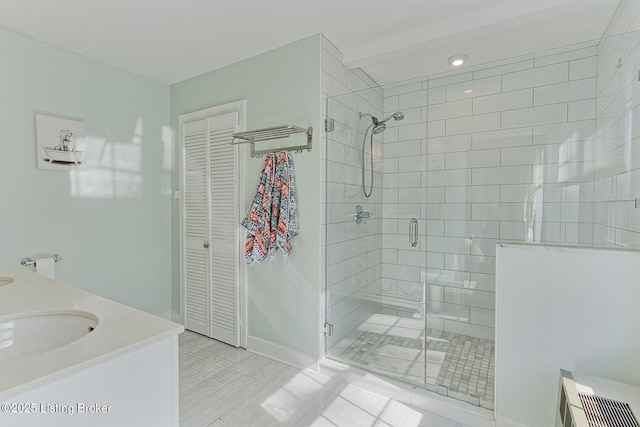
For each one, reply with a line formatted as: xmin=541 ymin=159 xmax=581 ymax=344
xmin=207 ymin=113 xmax=240 ymax=347
xmin=182 ymin=111 xmax=241 ymax=347
xmin=183 ymin=119 xmax=210 ymax=336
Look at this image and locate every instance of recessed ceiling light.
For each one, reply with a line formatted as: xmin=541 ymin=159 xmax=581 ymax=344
xmin=464 ymin=89 xmax=473 ymax=94
xmin=449 ymin=54 xmax=468 ymax=67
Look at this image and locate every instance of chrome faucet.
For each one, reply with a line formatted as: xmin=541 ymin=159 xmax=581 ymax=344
xmin=354 ymin=205 xmax=370 ymax=224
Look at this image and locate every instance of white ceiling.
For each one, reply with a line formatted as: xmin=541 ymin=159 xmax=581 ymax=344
xmin=0 ymin=0 xmax=622 ymax=85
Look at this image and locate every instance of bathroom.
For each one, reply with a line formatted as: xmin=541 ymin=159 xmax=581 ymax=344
xmin=2 ymin=0 xmax=640 ymax=426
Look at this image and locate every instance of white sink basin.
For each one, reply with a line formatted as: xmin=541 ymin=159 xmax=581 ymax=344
xmin=0 ymin=277 xmax=13 ymax=287
xmin=0 ymin=311 xmax=98 ymax=363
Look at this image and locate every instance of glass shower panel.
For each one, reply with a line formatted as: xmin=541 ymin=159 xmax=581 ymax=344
xmin=324 ymin=85 xmax=428 ymax=387
xmin=324 ymin=86 xmax=383 ymax=357
xmin=421 ymin=92 xmax=498 ymax=409
xmin=418 ymin=41 xmax=601 ymax=409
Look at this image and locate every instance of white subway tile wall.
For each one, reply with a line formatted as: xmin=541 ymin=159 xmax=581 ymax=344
xmin=383 ymin=45 xmax=598 ymax=341
xmin=325 ymin=18 xmax=640 ymax=346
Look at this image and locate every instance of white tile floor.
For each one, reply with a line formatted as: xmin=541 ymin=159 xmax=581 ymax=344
xmin=179 ymin=331 xmax=472 ymax=427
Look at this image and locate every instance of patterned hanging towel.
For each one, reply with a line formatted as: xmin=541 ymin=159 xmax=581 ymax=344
xmin=241 ymin=154 xmax=276 ymax=265
xmin=269 ymin=151 xmax=299 ymax=262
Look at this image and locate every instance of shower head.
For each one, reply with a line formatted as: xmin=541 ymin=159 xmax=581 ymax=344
xmin=371 ymin=111 xmax=403 ymax=134
xmin=359 ymin=111 xmax=404 ymax=134
xmin=359 ymin=111 xmax=403 ymax=198
xmin=372 ymin=124 xmax=386 ymax=134
xmin=380 ymin=112 xmax=404 ymax=123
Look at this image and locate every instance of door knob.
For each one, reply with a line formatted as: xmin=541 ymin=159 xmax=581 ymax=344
xmin=203 ymin=242 xmax=210 ymax=248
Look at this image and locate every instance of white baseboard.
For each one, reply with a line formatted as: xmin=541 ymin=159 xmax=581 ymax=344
xmin=246 ymin=335 xmax=319 ymax=372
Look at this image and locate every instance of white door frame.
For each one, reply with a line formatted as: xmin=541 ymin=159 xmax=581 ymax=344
xmin=178 ymin=99 xmax=247 ymax=348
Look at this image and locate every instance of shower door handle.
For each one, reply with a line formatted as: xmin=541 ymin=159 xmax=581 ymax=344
xmin=409 ymin=218 xmax=418 ymax=247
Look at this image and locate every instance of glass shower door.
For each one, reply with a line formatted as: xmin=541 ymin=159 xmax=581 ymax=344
xmin=324 ymin=85 xmax=428 ymax=388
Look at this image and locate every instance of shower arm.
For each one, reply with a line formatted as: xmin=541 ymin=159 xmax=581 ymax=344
xmin=359 ymin=111 xmax=404 ymax=125
xmin=359 ymin=112 xmax=379 ymax=125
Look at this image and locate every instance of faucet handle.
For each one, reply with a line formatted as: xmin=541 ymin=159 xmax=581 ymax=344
xmin=354 ymin=205 xmax=371 ymax=224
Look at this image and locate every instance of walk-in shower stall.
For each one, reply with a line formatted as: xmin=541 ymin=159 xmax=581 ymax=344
xmin=324 ymin=24 xmax=639 ymax=409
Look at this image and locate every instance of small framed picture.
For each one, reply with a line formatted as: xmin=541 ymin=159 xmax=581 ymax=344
xmin=35 ymin=114 xmax=86 ymax=170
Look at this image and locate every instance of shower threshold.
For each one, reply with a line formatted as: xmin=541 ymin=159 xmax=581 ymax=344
xmin=326 ymin=313 xmax=495 ymax=411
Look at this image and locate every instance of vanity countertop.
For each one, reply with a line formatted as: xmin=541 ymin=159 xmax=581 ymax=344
xmin=0 ymin=267 xmax=184 ymax=400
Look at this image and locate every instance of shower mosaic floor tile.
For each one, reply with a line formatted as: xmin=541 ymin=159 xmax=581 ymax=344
xmin=335 ymin=315 xmax=495 ymax=409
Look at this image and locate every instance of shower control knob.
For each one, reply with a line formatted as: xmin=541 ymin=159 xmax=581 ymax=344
xmin=354 ymin=205 xmax=371 ymax=224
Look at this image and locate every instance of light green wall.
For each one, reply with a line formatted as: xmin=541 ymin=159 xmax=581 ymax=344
xmin=0 ymin=27 xmax=323 ymax=357
xmin=171 ymin=35 xmax=323 ymax=357
xmin=0 ymin=28 xmax=172 ymax=314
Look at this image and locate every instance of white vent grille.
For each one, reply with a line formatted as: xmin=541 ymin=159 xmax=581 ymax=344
xmin=578 ymin=393 xmax=640 ymax=427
